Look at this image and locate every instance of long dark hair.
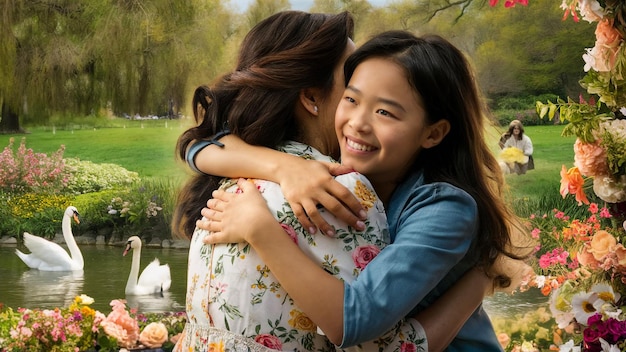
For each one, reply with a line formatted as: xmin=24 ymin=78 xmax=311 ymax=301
xmin=172 ymin=11 xmax=354 ymax=239
xmin=344 ymin=31 xmax=529 ymax=287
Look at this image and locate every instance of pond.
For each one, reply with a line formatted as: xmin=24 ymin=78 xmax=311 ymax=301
xmin=0 ymin=244 xmax=189 ymax=314
xmin=0 ymin=243 xmax=549 ymax=318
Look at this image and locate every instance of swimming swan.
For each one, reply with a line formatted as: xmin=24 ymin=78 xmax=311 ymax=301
xmin=123 ymin=236 xmax=171 ymax=295
xmin=15 ymin=206 xmax=83 ymax=271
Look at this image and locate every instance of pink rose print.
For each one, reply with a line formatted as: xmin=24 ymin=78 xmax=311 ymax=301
xmin=400 ymin=341 xmax=417 ymax=352
xmin=280 ymin=223 xmax=298 ymax=244
xmin=352 ymin=245 xmax=381 ymax=270
xmin=255 ymin=334 xmax=282 ymax=350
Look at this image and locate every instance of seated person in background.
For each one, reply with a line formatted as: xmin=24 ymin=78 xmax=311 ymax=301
xmin=499 ymin=119 xmax=534 ymax=175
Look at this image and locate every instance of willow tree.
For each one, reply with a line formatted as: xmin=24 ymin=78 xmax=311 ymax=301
xmin=0 ymin=0 xmax=103 ymax=132
xmin=0 ymin=0 xmax=234 ymax=132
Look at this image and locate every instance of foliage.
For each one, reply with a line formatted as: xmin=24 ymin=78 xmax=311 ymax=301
xmin=0 ymin=138 xmax=69 ymax=194
xmin=0 ymin=295 xmax=186 ymax=352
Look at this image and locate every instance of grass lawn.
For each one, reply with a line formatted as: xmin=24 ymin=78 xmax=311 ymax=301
xmin=1 ymin=121 xmax=576 ymax=207
xmin=0 ymin=119 xmax=194 ymax=182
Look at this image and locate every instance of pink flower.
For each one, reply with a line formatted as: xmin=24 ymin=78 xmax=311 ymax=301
xmin=280 ymin=223 xmax=298 ymax=244
xmin=352 ymin=245 xmax=381 ymax=270
xmin=400 ymin=341 xmax=418 ymax=352
xmin=574 ymin=139 xmax=608 ymax=177
xmin=254 ymin=334 xmax=282 ymax=350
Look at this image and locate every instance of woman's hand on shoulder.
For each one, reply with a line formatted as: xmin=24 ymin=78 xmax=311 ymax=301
xmin=276 ymin=159 xmax=366 ymax=236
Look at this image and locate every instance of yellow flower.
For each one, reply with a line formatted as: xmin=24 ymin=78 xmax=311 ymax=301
xmin=288 ymin=309 xmax=316 ymax=332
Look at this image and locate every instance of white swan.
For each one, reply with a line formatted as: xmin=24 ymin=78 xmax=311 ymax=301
xmin=123 ymin=236 xmax=171 ymax=295
xmin=15 ymin=206 xmax=84 ymax=271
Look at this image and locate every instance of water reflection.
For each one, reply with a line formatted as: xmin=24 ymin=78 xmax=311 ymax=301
xmin=126 ymin=291 xmax=185 ymax=313
xmin=19 ymin=269 xmax=84 ymax=309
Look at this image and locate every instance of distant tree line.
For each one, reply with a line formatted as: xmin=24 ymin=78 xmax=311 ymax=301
xmin=0 ymin=0 xmax=593 ymax=133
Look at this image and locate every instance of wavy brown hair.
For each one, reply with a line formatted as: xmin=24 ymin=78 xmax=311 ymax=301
xmin=344 ymin=31 xmax=532 ymax=288
xmin=172 ymin=11 xmax=354 ymax=239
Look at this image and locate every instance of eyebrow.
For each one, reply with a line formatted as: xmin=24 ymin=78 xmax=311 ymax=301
xmin=346 ymin=85 xmax=407 ymax=113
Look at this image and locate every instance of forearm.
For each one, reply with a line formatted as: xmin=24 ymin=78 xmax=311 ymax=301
xmin=191 ymin=135 xmax=297 ymax=180
xmin=413 ymin=268 xmax=491 ymax=352
xmin=247 ymin=221 xmax=346 ymax=344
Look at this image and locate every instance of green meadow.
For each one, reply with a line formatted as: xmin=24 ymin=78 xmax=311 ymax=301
xmin=1 ymin=121 xmax=577 ymax=216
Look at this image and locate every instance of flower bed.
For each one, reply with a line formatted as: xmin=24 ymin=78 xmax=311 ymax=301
xmin=0 ymin=295 xmax=186 ymax=352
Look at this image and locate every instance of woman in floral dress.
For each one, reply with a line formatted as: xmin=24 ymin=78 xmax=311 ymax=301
xmin=173 ymin=11 xmax=495 ymax=352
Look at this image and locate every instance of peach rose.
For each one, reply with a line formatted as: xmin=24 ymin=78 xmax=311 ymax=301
xmin=139 ymin=322 xmax=168 ymax=348
xmin=573 ymin=139 xmax=608 ymax=177
xmin=559 ymin=166 xmax=589 ymax=205
xmin=588 ymin=230 xmax=617 ymax=261
xmin=577 ymin=246 xmax=600 ymax=269
xmin=596 ymin=19 xmax=622 ymax=48
xmin=100 ymin=300 xmax=139 ymax=348
xmin=288 ymin=309 xmax=316 ymax=332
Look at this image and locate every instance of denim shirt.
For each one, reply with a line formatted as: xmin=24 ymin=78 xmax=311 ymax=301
xmin=341 ymin=170 xmax=503 ymax=351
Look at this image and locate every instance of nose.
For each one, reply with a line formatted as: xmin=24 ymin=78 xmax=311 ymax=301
xmin=347 ymin=106 xmax=372 ymax=134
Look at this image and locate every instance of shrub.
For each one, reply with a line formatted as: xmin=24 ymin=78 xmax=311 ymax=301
xmin=64 ymin=158 xmax=140 ymax=194
xmin=2 ymin=193 xmax=74 ymax=239
xmin=0 ymin=138 xmax=68 ymax=194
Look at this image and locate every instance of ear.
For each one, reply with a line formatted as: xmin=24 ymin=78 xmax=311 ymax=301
xmin=299 ymin=88 xmax=320 ymax=116
xmin=421 ymin=119 xmax=451 ymax=149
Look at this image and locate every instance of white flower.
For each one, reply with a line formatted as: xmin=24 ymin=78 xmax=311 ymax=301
xmin=578 ymin=0 xmax=605 ymax=22
xmin=549 ymin=287 xmax=575 ymax=328
xmin=590 ymin=283 xmax=620 ymax=304
xmin=599 ymin=338 xmax=620 ymax=352
xmin=77 ymin=294 xmax=94 ymax=305
xmin=534 ymin=275 xmax=546 ymax=288
xmin=571 ymin=291 xmax=597 ymax=325
xmin=559 ymin=339 xmax=581 ymax=352
xmin=593 ymin=175 xmax=626 ymax=203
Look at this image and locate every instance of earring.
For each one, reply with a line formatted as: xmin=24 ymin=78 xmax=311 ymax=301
xmin=314 ymin=106 xmax=318 ymax=113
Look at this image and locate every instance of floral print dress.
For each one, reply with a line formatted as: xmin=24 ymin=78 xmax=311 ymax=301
xmin=174 ymin=141 xmax=427 ymax=352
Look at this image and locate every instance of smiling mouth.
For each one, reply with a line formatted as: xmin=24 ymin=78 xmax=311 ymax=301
xmin=346 ymin=138 xmax=375 ymax=152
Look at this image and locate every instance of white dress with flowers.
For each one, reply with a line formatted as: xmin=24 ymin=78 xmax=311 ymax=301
xmin=174 ymin=141 xmax=427 ymax=352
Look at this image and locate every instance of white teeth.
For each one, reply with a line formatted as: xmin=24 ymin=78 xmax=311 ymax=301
xmin=346 ymin=138 xmax=373 ymax=152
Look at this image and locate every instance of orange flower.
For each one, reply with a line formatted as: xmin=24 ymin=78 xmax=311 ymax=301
xmin=559 ymin=165 xmax=589 ymax=205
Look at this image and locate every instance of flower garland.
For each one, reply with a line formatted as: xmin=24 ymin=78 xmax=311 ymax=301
xmin=0 ymin=295 xmax=186 ymax=351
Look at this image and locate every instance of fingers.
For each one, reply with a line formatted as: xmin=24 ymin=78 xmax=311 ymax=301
xmin=291 ymin=203 xmax=317 ymax=235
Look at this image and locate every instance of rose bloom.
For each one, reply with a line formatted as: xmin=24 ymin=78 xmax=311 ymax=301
xmin=560 ymin=166 xmax=589 ymax=205
xmin=573 ymin=139 xmax=608 ymax=177
xmin=578 ymin=0 xmax=605 ymax=22
xmin=288 ymin=309 xmax=316 ymax=332
xmin=577 ymin=246 xmax=600 ymax=269
xmin=254 ymin=334 xmax=282 ymax=350
xmin=400 ymin=341 xmax=418 ymax=352
xmin=352 ymin=244 xmax=381 ymax=270
xmin=588 ymin=230 xmax=617 ymax=261
xmin=593 ymin=175 xmax=626 ymax=203
xmin=138 ymin=322 xmax=168 ymax=348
